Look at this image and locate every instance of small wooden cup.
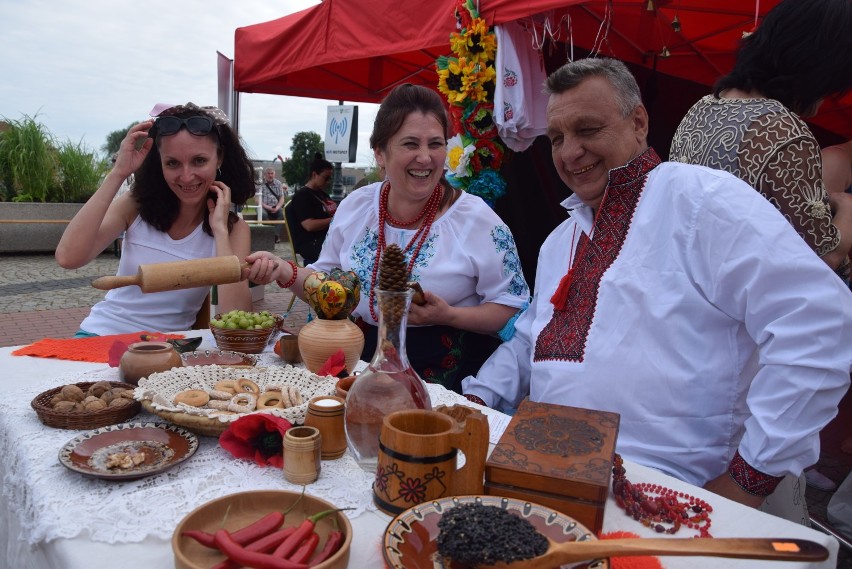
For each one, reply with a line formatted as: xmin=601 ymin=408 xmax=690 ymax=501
xmin=304 ymin=396 xmax=347 ymax=460
xmin=283 ymin=426 xmax=322 ymax=484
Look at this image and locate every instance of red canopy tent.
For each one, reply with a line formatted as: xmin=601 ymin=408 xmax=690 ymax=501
xmin=234 ymin=0 xmax=851 ymax=141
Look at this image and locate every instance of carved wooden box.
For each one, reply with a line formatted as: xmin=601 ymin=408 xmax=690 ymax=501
xmin=484 ymin=400 xmax=620 ymax=534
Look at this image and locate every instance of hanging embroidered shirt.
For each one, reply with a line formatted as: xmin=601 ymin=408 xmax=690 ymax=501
xmin=494 ymin=21 xmax=548 ymax=153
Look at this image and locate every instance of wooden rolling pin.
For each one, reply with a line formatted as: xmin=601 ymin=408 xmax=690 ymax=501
xmin=91 ymin=255 xmax=246 ymax=292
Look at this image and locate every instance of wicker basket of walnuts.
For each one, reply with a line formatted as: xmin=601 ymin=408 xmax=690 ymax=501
xmin=31 ymin=381 xmax=141 ymax=429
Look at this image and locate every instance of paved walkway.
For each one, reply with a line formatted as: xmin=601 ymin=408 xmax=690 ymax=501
xmin=0 ymin=242 xmax=309 ymax=348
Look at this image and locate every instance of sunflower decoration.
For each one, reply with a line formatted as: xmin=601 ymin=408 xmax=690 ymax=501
xmin=436 ymin=0 xmax=507 ymax=208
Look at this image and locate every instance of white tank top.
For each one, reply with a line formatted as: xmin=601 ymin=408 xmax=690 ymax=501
xmin=80 ymin=215 xmax=215 ymax=335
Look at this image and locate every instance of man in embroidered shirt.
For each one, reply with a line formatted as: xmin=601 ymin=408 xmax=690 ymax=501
xmin=462 ymin=58 xmax=852 ymax=508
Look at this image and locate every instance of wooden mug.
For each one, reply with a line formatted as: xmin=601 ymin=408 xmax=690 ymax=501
xmin=373 ymin=407 xmax=489 ymax=516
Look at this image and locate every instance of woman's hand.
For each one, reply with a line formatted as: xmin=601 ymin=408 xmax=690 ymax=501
xmin=207 ymin=181 xmax=232 ymax=235
xmin=408 ymin=290 xmax=451 ymax=326
xmin=243 ymin=251 xmax=286 ymax=285
xmin=113 ymin=121 xmax=154 ymax=178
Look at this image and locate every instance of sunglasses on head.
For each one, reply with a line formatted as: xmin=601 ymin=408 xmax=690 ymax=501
xmin=151 ymin=115 xmax=215 ymax=137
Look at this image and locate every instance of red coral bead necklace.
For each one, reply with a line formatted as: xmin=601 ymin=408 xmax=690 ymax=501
xmin=369 ymin=180 xmax=443 ymax=322
xmin=611 ymin=453 xmax=713 ymax=538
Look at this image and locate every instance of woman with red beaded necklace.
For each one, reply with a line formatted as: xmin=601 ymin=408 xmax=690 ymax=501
xmin=245 ymin=84 xmax=529 ymax=393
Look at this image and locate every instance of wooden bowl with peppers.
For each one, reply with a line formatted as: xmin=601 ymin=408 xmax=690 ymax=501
xmin=172 ymin=490 xmax=352 ymax=569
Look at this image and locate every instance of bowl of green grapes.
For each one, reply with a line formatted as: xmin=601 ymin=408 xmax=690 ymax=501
xmin=209 ymin=310 xmax=281 ymax=354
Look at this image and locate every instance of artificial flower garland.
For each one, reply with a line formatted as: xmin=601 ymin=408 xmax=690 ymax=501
xmin=436 ymin=0 xmax=507 ymax=208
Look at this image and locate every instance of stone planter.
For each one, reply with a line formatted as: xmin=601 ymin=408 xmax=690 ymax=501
xmin=0 ymin=204 xmax=279 ymax=255
xmin=0 ymin=202 xmax=83 ymax=253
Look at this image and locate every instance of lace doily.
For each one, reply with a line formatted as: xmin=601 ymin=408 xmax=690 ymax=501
xmin=136 ymin=365 xmax=337 ymax=426
xmin=3 ymin=371 xmax=485 ymax=547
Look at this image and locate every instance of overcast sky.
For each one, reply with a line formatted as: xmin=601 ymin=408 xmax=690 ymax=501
xmin=0 ymin=0 xmax=380 ymax=167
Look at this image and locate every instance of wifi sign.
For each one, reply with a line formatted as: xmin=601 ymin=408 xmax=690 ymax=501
xmin=329 ymin=117 xmax=348 ymax=144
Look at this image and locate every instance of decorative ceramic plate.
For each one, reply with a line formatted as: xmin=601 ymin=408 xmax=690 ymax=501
xmin=383 ymin=495 xmax=609 ymax=569
xmin=172 ymin=490 xmax=352 ymax=569
xmin=58 ymin=422 xmax=198 ymax=481
xmin=179 ymin=349 xmax=258 ymax=367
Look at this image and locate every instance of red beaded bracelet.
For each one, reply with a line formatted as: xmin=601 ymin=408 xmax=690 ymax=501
xmin=276 ymin=260 xmax=299 ymax=289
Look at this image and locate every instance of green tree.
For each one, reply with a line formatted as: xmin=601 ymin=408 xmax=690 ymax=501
xmin=102 ymin=122 xmax=139 ymax=157
xmin=281 ymin=131 xmax=324 ymax=187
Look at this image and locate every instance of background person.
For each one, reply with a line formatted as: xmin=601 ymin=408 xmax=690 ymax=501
xmin=246 ymin=84 xmax=529 ymax=393
xmin=462 ymin=58 xmax=852 ymax=508
xmin=56 ymin=103 xmax=255 ymax=335
xmin=669 ymin=0 xmax=852 ymax=279
xmin=287 ymin=154 xmax=336 ymax=264
xmin=258 ymin=166 xmax=286 ymax=243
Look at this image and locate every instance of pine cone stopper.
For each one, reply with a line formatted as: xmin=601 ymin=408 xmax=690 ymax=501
xmin=378 ymin=244 xmax=408 ymax=292
xmin=378 ymin=244 xmax=408 ymax=335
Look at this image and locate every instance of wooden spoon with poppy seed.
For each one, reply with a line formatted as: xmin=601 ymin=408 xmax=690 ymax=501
xmin=476 ymin=536 xmax=828 ymax=568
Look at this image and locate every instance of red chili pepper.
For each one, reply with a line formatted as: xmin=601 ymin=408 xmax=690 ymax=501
xmin=183 ymin=493 xmax=302 ymax=552
xmin=308 ymin=530 xmax=344 ymax=566
xmin=231 ymin=511 xmax=285 ymax=543
xmin=214 ymin=529 xmax=308 ymax=569
xmin=287 ymin=532 xmax=320 ymax=564
xmin=181 ymin=511 xmax=283 ymax=550
xmin=211 ymin=527 xmax=297 ymax=569
xmin=181 ymin=529 xmax=217 ymax=549
xmin=273 ymin=508 xmax=350 ymax=559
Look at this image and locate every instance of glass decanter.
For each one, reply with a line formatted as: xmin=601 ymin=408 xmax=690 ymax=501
xmin=344 ymin=288 xmax=432 ymax=471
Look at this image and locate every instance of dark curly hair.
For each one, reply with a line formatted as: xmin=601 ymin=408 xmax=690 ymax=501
xmin=131 ymin=107 xmax=255 ymax=236
xmin=714 ymin=0 xmax=852 ymax=117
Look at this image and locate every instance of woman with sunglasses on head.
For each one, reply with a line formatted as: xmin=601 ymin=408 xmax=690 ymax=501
xmin=56 ymin=103 xmax=255 ymax=336
xmin=245 ymin=84 xmax=529 ymax=393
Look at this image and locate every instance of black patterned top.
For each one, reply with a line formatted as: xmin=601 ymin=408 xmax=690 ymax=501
xmin=670 ymin=95 xmax=840 ymax=261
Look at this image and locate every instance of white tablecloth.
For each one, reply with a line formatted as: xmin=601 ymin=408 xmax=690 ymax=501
xmin=1 ymin=332 xmax=839 ymax=568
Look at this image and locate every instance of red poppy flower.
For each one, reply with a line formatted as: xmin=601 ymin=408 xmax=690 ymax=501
xmin=219 ymin=413 xmax=293 ymax=468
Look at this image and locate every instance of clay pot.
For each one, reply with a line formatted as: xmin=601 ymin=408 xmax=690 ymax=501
xmin=119 ymin=342 xmax=183 ymax=386
xmin=274 ymin=335 xmax=302 ymax=364
xmin=298 ymin=318 xmax=364 ymax=374
xmin=335 ymin=375 xmax=358 ymax=399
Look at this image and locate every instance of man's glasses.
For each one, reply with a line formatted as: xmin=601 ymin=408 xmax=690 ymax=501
xmin=152 ymin=115 xmax=215 ymax=137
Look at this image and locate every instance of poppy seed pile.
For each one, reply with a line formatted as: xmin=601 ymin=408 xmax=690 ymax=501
xmin=436 ymin=503 xmax=549 ymax=566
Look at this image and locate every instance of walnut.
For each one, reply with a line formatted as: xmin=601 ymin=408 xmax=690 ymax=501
xmin=52 ymin=400 xmax=77 ymax=412
xmin=73 ymin=402 xmax=86 ymax=413
xmin=83 ymin=395 xmax=100 ymax=405
xmin=109 ymin=398 xmax=132 ymax=409
xmin=84 ymin=399 xmax=107 ymax=412
xmin=99 ymin=391 xmax=116 ymax=404
xmin=87 ymin=381 xmax=112 ymax=398
xmin=60 ymin=384 xmax=86 ymax=402
xmin=49 ymin=394 xmax=66 ymax=406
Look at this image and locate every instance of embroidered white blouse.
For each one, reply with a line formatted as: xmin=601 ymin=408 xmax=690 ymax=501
xmin=310 ymin=182 xmax=529 ymax=326
xmin=463 ymin=160 xmax=852 ymax=487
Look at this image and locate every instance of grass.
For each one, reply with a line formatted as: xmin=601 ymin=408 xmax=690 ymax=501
xmin=0 ymin=115 xmax=55 ymax=202
xmin=0 ymin=114 xmax=107 ymax=203
xmin=55 ymin=140 xmax=109 ymax=203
